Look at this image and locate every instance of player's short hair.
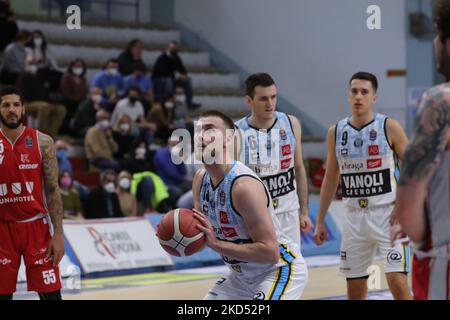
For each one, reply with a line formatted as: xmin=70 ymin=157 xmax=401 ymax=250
xmin=349 ymin=72 xmax=378 ymax=93
xmin=245 ymin=73 xmax=275 ymax=98
xmin=432 ymin=0 xmax=450 ymax=42
xmin=200 ymin=110 xmax=235 ymax=131
xmin=0 ymin=86 xmax=24 ymax=105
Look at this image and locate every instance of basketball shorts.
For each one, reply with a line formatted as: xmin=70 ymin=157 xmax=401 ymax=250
xmin=0 ymin=215 xmax=61 ymax=294
xmin=412 ymin=244 xmax=450 ymax=300
xmin=276 ymin=209 xmax=301 ymax=249
xmin=339 ymin=204 xmax=410 ymax=278
xmin=204 ymin=250 xmax=308 ymax=300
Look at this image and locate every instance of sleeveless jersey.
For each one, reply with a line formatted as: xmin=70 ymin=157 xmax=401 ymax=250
xmin=0 ymin=127 xmax=48 ymax=222
xmin=235 ymin=111 xmax=299 ymax=214
xmin=199 ymin=160 xmax=296 ymax=275
xmin=335 ymin=113 xmax=399 ymax=209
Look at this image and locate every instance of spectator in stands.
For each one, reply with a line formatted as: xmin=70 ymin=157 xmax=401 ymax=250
xmin=111 ymin=85 xmax=156 ymax=145
xmin=0 ymin=0 xmax=18 ymax=56
xmin=59 ymin=58 xmax=88 ymax=134
xmin=152 ymin=41 xmax=199 ymax=109
xmin=72 ymin=86 xmax=103 ymax=137
xmin=153 ymin=135 xmax=189 ymax=207
xmin=116 ymin=171 xmax=137 ymax=217
xmin=123 ymin=62 xmax=153 ymax=115
xmin=84 ymin=109 xmax=120 ymax=172
xmin=85 ymin=169 xmax=123 ymax=219
xmin=112 ymin=113 xmax=135 ymax=161
xmin=91 ymin=58 xmax=124 ymax=112
xmin=118 ymin=38 xmax=145 ymax=77
xmin=122 ymin=140 xmax=154 ymax=175
xmin=171 ymin=85 xmax=194 ymax=138
xmin=59 ymin=170 xmax=84 ymax=220
xmin=147 ymin=101 xmax=172 ymax=144
xmin=56 ymin=139 xmax=73 ymax=175
xmin=0 ymin=29 xmax=32 ymax=85
xmin=131 ymin=171 xmax=171 ymax=215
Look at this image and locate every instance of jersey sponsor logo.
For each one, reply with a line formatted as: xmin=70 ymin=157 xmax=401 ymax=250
xmin=0 ymin=184 xmax=6 ymax=196
xmin=254 ymin=162 xmax=279 ymax=175
xmin=21 ymin=153 xmax=30 ymax=163
xmin=341 ymin=169 xmax=391 ymax=198
xmin=222 ymin=227 xmax=238 ymax=238
xmin=368 ymin=145 xmax=379 ymax=156
xmin=12 ymin=182 xmax=21 ymax=195
xmin=367 ymin=158 xmax=382 ymax=169
xmin=231 ymin=265 xmax=242 ymax=273
xmin=340 ymin=251 xmax=347 ymax=261
xmin=34 ymin=256 xmax=52 ymax=266
xmin=340 ymin=161 xmax=365 ymax=172
xmin=253 ymin=291 xmax=266 ymax=300
xmin=340 ymin=148 xmax=348 ymax=157
xmin=282 ymin=144 xmax=291 ymax=156
xmin=354 ymin=138 xmax=363 ymax=148
xmin=222 ymin=254 xmax=244 ymax=265
xmin=219 ymin=191 xmax=226 ymax=206
xmin=369 ymin=129 xmax=377 ymax=141
xmin=0 ymin=182 xmax=34 ymax=197
xmin=280 ymin=129 xmax=287 ymax=141
xmin=0 ymin=154 xmax=4 ymax=165
xmin=215 ymin=277 xmax=226 ymax=285
xmin=272 ymin=199 xmax=279 ymax=209
xmin=25 ymin=136 xmax=33 ymax=148
xmin=0 ymin=140 xmax=4 ymax=165
xmin=219 ymin=211 xmax=229 ymax=224
xmin=262 ymin=167 xmax=296 ymax=199
xmin=26 ymin=181 xmax=34 ymax=193
xmin=280 ymin=158 xmax=291 ymax=170
xmin=359 ymin=199 xmax=369 ymax=208
xmin=202 ymin=204 xmax=209 ymax=214
xmin=387 ymin=250 xmax=403 ymax=264
xmin=18 ymin=163 xmax=39 ymax=170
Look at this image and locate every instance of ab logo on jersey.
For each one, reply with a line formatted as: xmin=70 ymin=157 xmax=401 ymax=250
xmin=359 ymin=199 xmax=369 ymax=208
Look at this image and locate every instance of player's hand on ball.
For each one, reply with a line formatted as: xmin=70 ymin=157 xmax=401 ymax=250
xmin=46 ymin=232 xmax=65 ymax=266
xmin=300 ymin=214 xmax=314 ymax=234
xmin=192 ymin=209 xmax=218 ymax=248
xmin=313 ymin=222 xmax=328 ymax=245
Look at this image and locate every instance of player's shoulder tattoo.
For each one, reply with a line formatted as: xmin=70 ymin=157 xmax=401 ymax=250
xmin=399 ymin=84 xmax=450 ymax=184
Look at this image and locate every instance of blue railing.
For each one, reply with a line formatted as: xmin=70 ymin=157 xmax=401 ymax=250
xmin=44 ymin=0 xmax=141 ymax=23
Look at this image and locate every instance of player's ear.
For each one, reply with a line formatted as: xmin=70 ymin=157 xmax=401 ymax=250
xmin=245 ymin=95 xmax=252 ymax=107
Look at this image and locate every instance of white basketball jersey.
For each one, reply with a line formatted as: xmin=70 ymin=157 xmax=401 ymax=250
xmin=199 ymin=161 xmax=296 ymax=275
xmin=235 ymin=112 xmax=299 ymax=214
xmin=335 ymin=113 xmax=399 ymax=209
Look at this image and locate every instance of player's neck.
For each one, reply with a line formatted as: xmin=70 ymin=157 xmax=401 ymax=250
xmin=204 ymin=161 xmax=233 ymax=186
xmin=350 ymin=112 xmax=374 ymax=129
xmin=0 ymin=125 xmax=25 ymax=144
xmin=248 ymin=115 xmax=275 ymax=130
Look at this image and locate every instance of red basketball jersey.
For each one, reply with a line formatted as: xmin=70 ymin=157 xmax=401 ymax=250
xmin=0 ymin=127 xmax=48 ymax=222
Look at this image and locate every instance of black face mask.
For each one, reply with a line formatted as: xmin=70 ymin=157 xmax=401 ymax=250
xmin=129 ymin=97 xmax=138 ymax=104
xmin=170 ymin=49 xmax=178 ymax=56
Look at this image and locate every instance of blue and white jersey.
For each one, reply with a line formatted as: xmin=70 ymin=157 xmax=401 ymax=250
xmin=199 ymin=160 xmax=296 ymax=274
xmin=335 ymin=113 xmax=400 ymax=209
xmin=235 ymin=112 xmax=299 ymax=214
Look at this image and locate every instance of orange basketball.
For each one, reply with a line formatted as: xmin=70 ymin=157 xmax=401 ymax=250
xmin=157 ymin=208 xmax=206 ymax=256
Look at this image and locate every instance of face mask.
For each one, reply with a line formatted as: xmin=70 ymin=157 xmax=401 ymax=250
xmin=26 ymin=64 xmax=38 ymax=74
xmin=97 ymin=119 xmax=110 ymax=130
xmin=165 ymin=101 xmax=174 ymax=109
xmin=60 ymin=177 xmax=72 ymax=188
xmin=108 ymin=68 xmax=118 ymax=76
xmin=56 ymin=149 xmax=68 ymax=159
xmin=72 ymin=67 xmax=83 ymax=76
xmin=170 ymin=49 xmax=178 ymax=56
xmin=104 ymin=182 xmax=116 ymax=193
xmin=119 ymin=123 xmax=130 ymax=132
xmin=119 ymin=178 xmax=130 ymax=189
xmin=175 ymin=95 xmax=185 ymax=104
xmin=92 ymin=94 xmax=102 ymax=104
xmin=135 ymin=147 xmax=146 ymax=158
xmin=33 ymin=38 xmax=43 ymax=47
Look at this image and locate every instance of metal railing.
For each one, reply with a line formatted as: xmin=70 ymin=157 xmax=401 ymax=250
xmin=44 ymin=0 xmax=141 ymax=23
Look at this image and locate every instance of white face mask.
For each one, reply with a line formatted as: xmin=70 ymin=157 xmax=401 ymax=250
xmin=135 ymin=147 xmax=146 ymax=158
xmin=175 ymin=95 xmax=185 ymax=104
xmin=72 ymin=67 xmax=83 ymax=76
xmin=119 ymin=123 xmax=130 ymax=132
xmin=108 ymin=68 xmax=118 ymax=76
xmin=33 ymin=38 xmax=43 ymax=47
xmin=97 ymin=119 xmax=110 ymax=130
xmin=26 ymin=64 xmax=38 ymax=74
xmin=165 ymin=101 xmax=174 ymax=109
xmin=92 ymin=94 xmax=102 ymax=104
xmin=119 ymin=178 xmax=130 ymax=189
xmin=104 ymin=182 xmax=116 ymax=193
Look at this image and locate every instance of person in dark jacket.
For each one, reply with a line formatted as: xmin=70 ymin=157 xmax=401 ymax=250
xmin=118 ymin=39 xmax=145 ymax=77
xmin=84 ymin=170 xmax=124 ymax=219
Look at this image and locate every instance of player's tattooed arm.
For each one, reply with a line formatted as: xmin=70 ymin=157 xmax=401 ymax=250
xmin=399 ymin=87 xmax=450 ymax=185
xmin=39 ymin=132 xmax=64 ymax=235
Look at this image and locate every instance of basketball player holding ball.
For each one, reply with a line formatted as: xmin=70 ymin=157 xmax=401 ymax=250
xmin=313 ymin=72 xmax=412 ymax=300
xmin=391 ymin=0 xmax=450 ymax=300
xmin=0 ymin=87 xmax=64 ymax=300
xmin=192 ymin=110 xmax=308 ymax=300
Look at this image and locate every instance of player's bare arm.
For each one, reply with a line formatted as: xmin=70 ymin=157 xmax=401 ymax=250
xmin=195 ymin=176 xmax=280 ymax=264
xmin=38 ymin=132 xmax=65 ymax=265
xmin=288 ymin=114 xmax=313 ymax=233
xmin=385 ymin=118 xmax=409 ymax=161
xmin=395 ymin=86 xmax=450 ymax=243
xmin=313 ymin=125 xmax=340 ymax=245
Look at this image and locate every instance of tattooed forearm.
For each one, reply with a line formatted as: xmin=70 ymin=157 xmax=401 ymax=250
xmin=39 ymin=132 xmax=64 ymax=234
xmin=399 ymin=89 xmax=450 ymax=185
